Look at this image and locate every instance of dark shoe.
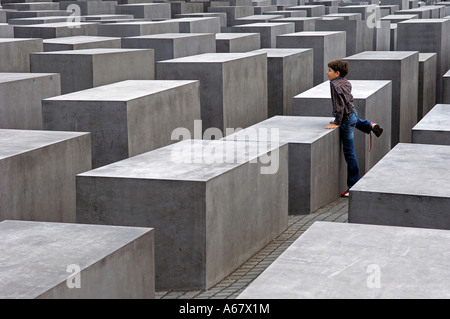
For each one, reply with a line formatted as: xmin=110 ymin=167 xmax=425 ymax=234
xmin=341 ymin=190 xmax=349 ymax=197
xmin=371 ymin=122 xmax=383 ymax=137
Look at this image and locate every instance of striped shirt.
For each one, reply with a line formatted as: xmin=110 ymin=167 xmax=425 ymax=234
xmin=330 ymin=77 xmax=355 ymax=125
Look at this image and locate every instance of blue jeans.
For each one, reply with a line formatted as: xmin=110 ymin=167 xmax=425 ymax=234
xmin=340 ymin=111 xmax=360 ymax=189
xmin=356 ymin=117 xmax=373 ymax=134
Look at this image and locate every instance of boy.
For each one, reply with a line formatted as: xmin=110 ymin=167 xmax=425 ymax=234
xmin=325 ymin=60 xmax=383 ymax=197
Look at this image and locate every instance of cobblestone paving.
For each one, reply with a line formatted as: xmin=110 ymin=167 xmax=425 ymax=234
xmin=156 ymin=197 xmax=349 ymax=299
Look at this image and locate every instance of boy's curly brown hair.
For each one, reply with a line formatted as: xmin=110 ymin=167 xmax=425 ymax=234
xmin=327 ymin=60 xmax=349 ymax=77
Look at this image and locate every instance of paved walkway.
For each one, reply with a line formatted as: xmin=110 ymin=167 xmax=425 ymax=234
xmin=156 ymin=197 xmax=349 ymax=299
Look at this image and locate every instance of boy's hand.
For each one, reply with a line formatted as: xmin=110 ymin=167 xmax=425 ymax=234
xmin=325 ymin=123 xmax=339 ymax=129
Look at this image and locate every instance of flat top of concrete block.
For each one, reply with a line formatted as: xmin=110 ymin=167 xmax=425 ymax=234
xmin=43 ymin=36 xmax=121 ymax=44
xmin=0 ymin=129 xmax=89 ymax=160
xmin=413 ymin=104 xmax=450 ymax=132
xmin=418 ymin=52 xmax=437 ymax=61
xmin=352 ymin=143 xmax=450 ymax=197
xmin=398 ymin=18 xmax=450 ymax=24
xmin=0 ymin=220 xmax=152 ymax=299
xmin=31 ymin=48 xmax=150 ymax=55
xmin=0 ymin=72 xmax=58 ymax=83
xmin=275 ymin=17 xmax=320 ymax=21
xmin=173 ymin=17 xmax=219 ymax=22
xmin=238 ymin=221 xmax=450 ymax=299
xmin=233 ymin=22 xmax=296 ymax=28
xmin=251 ymin=48 xmax=312 ymax=58
xmin=295 ymin=80 xmax=392 ymax=99
xmin=345 ymin=51 xmax=419 ymax=60
xmin=381 ymin=14 xmax=418 ymax=19
xmin=44 ymin=80 xmax=198 ymax=102
xmin=14 ymin=21 xmax=98 ymax=28
xmin=103 ymin=20 xmax=177 ymax=26
xmin=279 ymin=31 xmax=345 ymax=37
xmin=78 ymin=139 xmax=284 ymax=182
xmin=215 ymin=33 xmax=259 ymax=39
xmin=236 ymin=15 xmax=284 ymax=19
xmin=126 ymin=33 xmax=213 ymax=40
xmin=0 ymin=38 xmax=41 ymax=43
xmin=225 ymin=115 xmax=336 ymax=144
xmin=288 ymin=4 xmax=325 ymax=8
xmin=157 ymin=52 xmax=266 ymax=64
xmin=117 ymin=3 xmax=168 ymax=6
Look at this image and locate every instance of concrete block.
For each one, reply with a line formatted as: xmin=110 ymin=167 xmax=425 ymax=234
xmin=8 ymin=16 xmax=79 ymax=25
xmin=0 ymin=22 xmax=13 ymax=37
xmin=0 ymin=73 xmax=60 ymax=129
xmin=293 ymin=80 xmax=392 ymax=175
xmin=238 ymin=221 xmax=450 ymax=298
xmin=13 ymin=21 xmax=99 ymax=39
xmin=436 ymin=2 xmax=450 ymax=16
xmin=176 ymin=12 xmax=228 ymax=28
xmin=418 ymin=53 xmax=437 ymax=119
xmin=412 ymin=104 xmax=450 ymax=145
xmin=372 ymin=19 xmax=391 ymax=51
xmin=251 ymin=48 xmax=313 ymax=116
xmin=156 ymin=52 xmax=268 ymax=135
xmin=314 ymin=19 xmax=373 ymax=56
xmin=0 ymin=129 xmax=91 ymax=223
xmin=395 ymin=7 xmax=433 ymax=18
xmin=343 ymin=51 xmax=419 ymax=146
xmin=122 ymin=33 xmax=216 ymax=61
xmin=277 ymin=31 xmax=346 ymax=86
xmin=396 ymin=19 xmax=450 ymax=104
xmin=323 ymin=13 xmax=362 ymax=20
xmin=43 ymin=80 xmax=201 ymax=168
xmin=30 ymin=48 xmax=155 ymax=94
xmin=337 ymin=4 xmax=381 ymax=20
xmin=232 ymin=22 xmax=295 ymax=48
xmin=390 ymin=22 xmax=396 ymax=51
xmin=443 ymin=69 xmax=450 ymax=103
xmin=380 ymin=13 xmax=418 ymax=23
xmin=0 ymin=220 xmax=154 ymax=299
xmin=263 ymin=10 xmax=308 ymax=17
xmin=271 ymin=16 xmax=318 ymax=31
xmin=288 ymin=4 xmax=326 ymax=16
xmin=76 ymin=139 xmax=288 ymax=290
xmin=3 ymin=9 xmax=71 ymax=22
xmin=97 ymin=20 xmax=179 ymax=37
xmin=43 ymin=35 xmax=122 ymax=51
xmin=215 ymin=32 xmax=260 ymax=52
xmin=207 ymin=6 xmax=254 ymax=26
xmin=0 ymin=38 xmax=43 ymax=72
xmin=349 ymin=143 xmax=450 ymax=230
xmin=224 ymin=116 xmax=345 ymax=214
xmin=59 ymin=0 xmax=117 ymax=15
xmin=174 ymin=17 xmax=221 ymax=33
xmin=115 ymin=3 xmax=171 ymax=20
xmin=379 ymin=4 xmax=400 ymax=15
xmin=234 ymin=14 xmax=284 ymax=24
xmin=379 ymin=0 xmax=409 ymax=10
xmin=83 ymin=14 xmax=135 ymax=21
xmin=169 ymin=1 xmax=204 ymax=18
xmin=2 ymin=2 xmax=59 ymax=11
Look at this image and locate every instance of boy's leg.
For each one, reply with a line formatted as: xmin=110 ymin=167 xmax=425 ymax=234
xmin=356 ymin=117 xmax=372 ymax=134
xmin=340 ymin=114 xmax=360 ymax=190
xmin=356 ymin=117 xmax=384 ymax=137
